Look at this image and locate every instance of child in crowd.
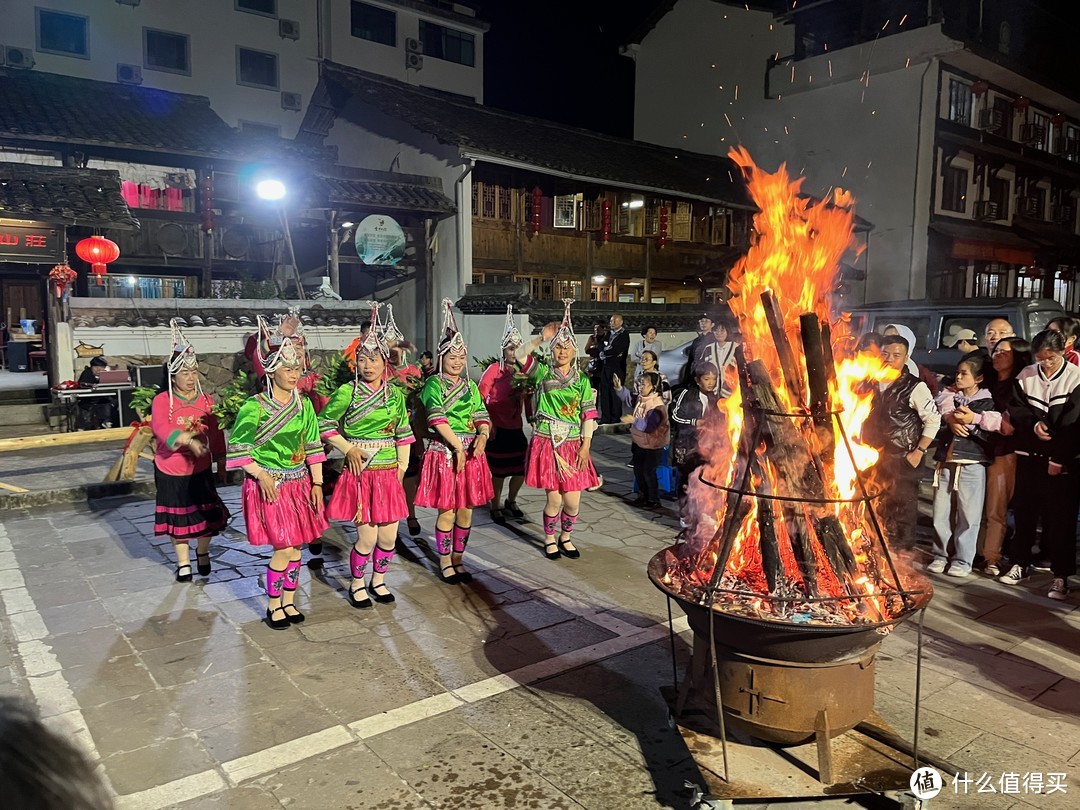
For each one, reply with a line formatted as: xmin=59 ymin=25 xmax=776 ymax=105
xmin=616 ymin=371 xmax=670 ymax=508
xmin=929 ymin=353 xmax=997 ymax=577
xmin=1047 ymin=316 xmax=1080 ymax=366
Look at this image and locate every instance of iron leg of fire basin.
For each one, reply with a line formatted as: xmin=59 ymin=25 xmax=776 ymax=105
xmin=814 ymin=709 xmax=833 ymax=785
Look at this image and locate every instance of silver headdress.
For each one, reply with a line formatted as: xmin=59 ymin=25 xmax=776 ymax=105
xmin=256 ymin=314 xmax=305 ymax=377
xmin=380 ymin=303 xmax=405 ymax=349
xmin=437 ymin=298 xmax=466 ymax=363
xmin=549 ymin=298 xmax=577 ymax=351
xmin=167 ymin=318 xmax=202 ymax=407
xmin=356 ymin=302 xmax=389 ymax=361
xmin=500 ymin=304 xmax=523 ymax=350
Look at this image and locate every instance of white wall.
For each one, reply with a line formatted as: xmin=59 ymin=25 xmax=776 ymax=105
xmin=633 ymin=0 xmax=961 ymax=304
xmin=3 ymin=0 xmax=483 ymax=139
xmin=326 ymin=0 xmax=484 ymax=102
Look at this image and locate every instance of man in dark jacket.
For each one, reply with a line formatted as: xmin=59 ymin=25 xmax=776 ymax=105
xmin=862 ymin=335 xmax=941 ymax=552
xmin=599 ymin=313 xmax=629 ymax=424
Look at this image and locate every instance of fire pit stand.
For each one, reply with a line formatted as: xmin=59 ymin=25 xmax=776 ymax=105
xmin=649 ymin=306 xmax=941 ymax=796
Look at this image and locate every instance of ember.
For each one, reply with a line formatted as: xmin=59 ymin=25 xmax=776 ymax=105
xmin=658 ymin=148 xmax=930 ymax=630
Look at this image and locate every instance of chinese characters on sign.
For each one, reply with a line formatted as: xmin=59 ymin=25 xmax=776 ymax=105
xmin=353 ymin=215 xmax=406 ymax=267
xmin=951 ymin=771 xmax=1069 ymax=795
xmin=0 ymin=224 xmax=64 ymax=264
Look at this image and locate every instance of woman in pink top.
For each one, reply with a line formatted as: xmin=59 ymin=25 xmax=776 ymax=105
xmin=151 ymin=325 xmax=229 ymax=582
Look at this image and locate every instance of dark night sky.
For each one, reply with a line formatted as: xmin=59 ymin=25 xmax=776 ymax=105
xmin=474 ymin=1 xmax=662 ymax=138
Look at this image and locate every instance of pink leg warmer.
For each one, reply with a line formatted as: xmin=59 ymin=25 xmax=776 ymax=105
xmin=560 ymin=511 xmax=579 ymax=535
xmin=435 ymin=527 xmax=453 ymax=555
xmin=372 ymin=545 xmax=395 ymax=573
xmin=265 ymin=566 xmax=287 ymax=598
xmin=452 ymin=524 xmax=471 ymax=554
xmin=350 ymin=546 xmax=371 ymax=579
xmin=542 ymin=512 xmax=559 ymax=537
xmin=283 ymin=559 xmax=302 ymax=591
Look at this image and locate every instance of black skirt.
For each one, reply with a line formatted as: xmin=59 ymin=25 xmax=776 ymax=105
xmin=487 ymin=427 xmax=527 ymax=477
xmin=154 ymin=467 xmax=230 ymax=539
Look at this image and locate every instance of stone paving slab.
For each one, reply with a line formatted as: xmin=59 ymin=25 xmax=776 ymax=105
xmin=0 ymin=433 xmax=1078 ymax=809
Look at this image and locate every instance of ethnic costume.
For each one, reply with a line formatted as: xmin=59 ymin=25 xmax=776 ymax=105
xmin=151 ymin=322 xmax=229 ymax=580
xmin=227 ymin=391 xmax=329 ymax=547
xmin=479 ymin=305 xmax=529 ymax=480
xmin=518 ymin=300 xmax=598 ymax=558
xmin=415 ymin=373 xmax=494 ymax=509
xmin=415 ymin=300 xmax=494 ymax=579
xmin=227 ymin=317 xmax=328 ymax=629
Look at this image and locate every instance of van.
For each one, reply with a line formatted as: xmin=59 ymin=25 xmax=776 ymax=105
xmin=844 ymin=297 xmax=1066 ymax=375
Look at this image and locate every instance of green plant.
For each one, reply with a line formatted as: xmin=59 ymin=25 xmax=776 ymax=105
xmin=314 ymin=351 xmax=353 ymax=397
xmin=213 ymin=371 xmax=257 ymax=431
xmin=130 ymin=386 xmax=160 ymax=420
xmin=473 ymin=355 xmax=498 ymax=371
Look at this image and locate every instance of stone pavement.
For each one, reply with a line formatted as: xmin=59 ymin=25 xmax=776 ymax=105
xmin=0 ymin=433 xmax=1077 ymax=809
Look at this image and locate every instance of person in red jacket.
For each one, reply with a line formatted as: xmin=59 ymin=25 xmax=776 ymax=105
xmin=151 ymin=322 xmax=229 ymax=582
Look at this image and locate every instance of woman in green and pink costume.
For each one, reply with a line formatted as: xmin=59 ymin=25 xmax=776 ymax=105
xmin=319 ymin=303 xmax=414 ymax=608
xmin=515 ymin=299 xmax=599 ymax=560
xmin=226 ymin=317 xmax=328 ymax=629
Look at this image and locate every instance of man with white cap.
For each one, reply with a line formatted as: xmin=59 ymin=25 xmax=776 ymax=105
xmin=943 ymin=327 xmax=980 ymax=355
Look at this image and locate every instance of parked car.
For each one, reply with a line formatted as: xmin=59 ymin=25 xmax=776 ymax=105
xmin=843 ymin=297 xmax=1066 ymax=375
xmin=657 ymin=338 xmax=697 ymax=388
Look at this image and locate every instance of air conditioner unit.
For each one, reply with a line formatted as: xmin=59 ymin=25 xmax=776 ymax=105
xmin=280 ymin=91 xmax=302 ymax=111
xmin=1019 ymin=196 xmax=1043 ymax=218
xmin=116 ymin=63 xmax=143 ymax=85
xmin=1020 ymin=123 xmax=1046 ymax=147
xmin=279 ymin=19 xmax=300 ymax=40
xmin=1052 ymin=204 xmax=1075 ymax=225
xmin=4 ymin=46 xmax=35 ymax=70
xmin=974 ymin=200 xmax=1000 ymax=221
xmin=978 ymin=108 xmax=1004 ymax=132
xmin=406 ymin=52 xmax=423 ymax=70
xmin=405 ymin=37 xmax=422 ymax=53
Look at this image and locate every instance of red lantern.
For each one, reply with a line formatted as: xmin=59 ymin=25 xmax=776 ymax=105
xmin=971 ymin=80 xmax=989 ymax=97
xmin=199 ymin=171 xmax=215 ymax=233
xmin=601 ymin=199 xmax=611 ymax=243
xmin=1027 ymin=265 xmax=1043 ymax=279
xmin=657 ymin=206 xmax=668 ymax=249
xmin=1052 ymin=113 xmax=1067 ymax=127
xmin=531 ymin=186 xmax=543 ymax=235
xmin=75 ymin=236 xmax=121 ymax=286
xmin=1013 ymin=96 xmax=1030 ymax=111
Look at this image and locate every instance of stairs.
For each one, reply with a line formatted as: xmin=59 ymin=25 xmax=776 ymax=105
xmin=0 ymin=382 xmax=53 ymax=439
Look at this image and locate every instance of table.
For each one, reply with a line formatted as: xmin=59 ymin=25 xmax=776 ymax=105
xmin=53 ymin=386 xmax=135 ymax=431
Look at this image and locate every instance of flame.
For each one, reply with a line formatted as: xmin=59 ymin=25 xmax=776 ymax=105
xmin=670 ymin=148 xmax=909 ymax=627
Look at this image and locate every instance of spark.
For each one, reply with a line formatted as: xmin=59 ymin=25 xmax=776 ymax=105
xmin=723 ymin=113 xmax=733 ymax=127
xmin=784 ymin=126 xmax=789 ymax=135
xmin=735 ymin=84 xmax=740 ymax=100
xmin=828 ymin=60 xmax=833 ymax=78
xmin=881 ymin=19 xmax=890 ymax=31
xmin=841 ymin=166 xmax=848 ymax=178
xmin=905 ymin=57 xmax=911 ymax=68
xmin=900 ymin=13 xmax=908 ymax=25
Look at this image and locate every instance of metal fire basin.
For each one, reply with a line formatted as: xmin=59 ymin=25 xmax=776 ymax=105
xmin=718 ymin=647 xmax=876 ymax=745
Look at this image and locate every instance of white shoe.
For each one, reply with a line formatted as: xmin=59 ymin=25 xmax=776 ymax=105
xmin=585 ymin=474 xmax=604 ymax=492
xmin=926 ymin=559 xmax=947 ymax=574
xmin=998 ymin=564 xmax=1028 ymax=585
xmin=945 ymin=564 xmax=972 ymax=578
xmin=984 ymin=562 xmax=1001 ymax=577
xmin=1048 ymin=578 xmax=1069 ymax=601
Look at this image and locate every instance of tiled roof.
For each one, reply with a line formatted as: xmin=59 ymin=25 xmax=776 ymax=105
xmin=0 ymin=163 xmax=139 ymax=230
xmin=316 ymin=62 xmax=754 ymax=207
xmin=0 ymin=68 xmax=329 ymax=162
xmin=314 ymin=172 xmax=455 ymax=215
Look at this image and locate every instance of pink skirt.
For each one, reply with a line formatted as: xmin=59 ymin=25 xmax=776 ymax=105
xmin=525 ymin=434 xmax=599 ymax=493
xmin=415 ymin=445 xmax=495 ymax=511
xmin=240 ymin=477 xmax=329 ymax=549
xmin=326 ymin=466 xmax=408 ymax=525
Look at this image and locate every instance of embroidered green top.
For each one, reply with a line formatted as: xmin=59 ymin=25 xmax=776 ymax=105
xmin=226 ymin=393 xmax=326 ymax=472
xmin=318 ymin=381 xmax=414 ymax=470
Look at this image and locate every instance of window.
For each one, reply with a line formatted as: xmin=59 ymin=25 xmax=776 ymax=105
xmin=947 ymin=79 xmax=971 ymax=126
xmin=237 ymin=47 xmax=279 ymax=90
xmin=239 ymin=120 xmax=281 ymax=138
xmin=87 ymin=274 xmax=192 ymax=299
xmin=941 ymin=165 xmax=968 ymax=213
xmin=144 ymin=29 xmax=190 ymax=75
xmin=36 ymin=8 xmax=88 ymax=58
xmin=351 ymin=1 xmax=396 ymax=46
xmin=553 ymin=194 xmax=578 ymax=228
xmin=419 ymin=20 xmax=475 ymax=66
xmin=235 ymin=0 xmax=276 ymax=17
xmin=988 ymin=176 xmax=1010 ymax=219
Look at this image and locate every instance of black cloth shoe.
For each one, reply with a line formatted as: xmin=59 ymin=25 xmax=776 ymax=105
xmin=175 ymin=564 xmax=193 ymax=583
xmin=282 ymin=604 xmax=306 ymax=623
xmin=504 ymin=501 xmax=525 ymax=519
xmin=371 ymin=583 xmax=396 ymax=603
xmin=348 ymin=585 xmax=373 ymax=608
xmin=265 ymin=607 xmax=290 ymax=629
xmin=195 ymin=553 xmax=212 ymax=577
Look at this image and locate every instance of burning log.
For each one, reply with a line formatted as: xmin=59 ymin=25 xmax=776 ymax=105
xmin=800 ymin=313 xmax=837 ymax=462
xmin=761 ymin=290 xmax=805 ymax=407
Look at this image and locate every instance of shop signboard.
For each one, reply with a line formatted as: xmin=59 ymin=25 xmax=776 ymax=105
xmin=353 ymin=215 xmax=406 ymax=266
xmin=0 ymin=222 xmax=65 ymax=264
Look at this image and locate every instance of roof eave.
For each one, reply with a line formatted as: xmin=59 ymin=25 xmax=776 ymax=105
xmin=460 ymin=150 xmax=755 ymax=209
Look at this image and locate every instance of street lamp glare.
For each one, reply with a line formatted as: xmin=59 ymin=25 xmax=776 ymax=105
xmin=256 ymin=179 xmax=287 ymax=201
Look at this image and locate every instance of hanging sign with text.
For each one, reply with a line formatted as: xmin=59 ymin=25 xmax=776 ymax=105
xmin=353 ymin=215 xmax=406 ymax=267
xmin=0 ymin=223 xmax=65 ymax=264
